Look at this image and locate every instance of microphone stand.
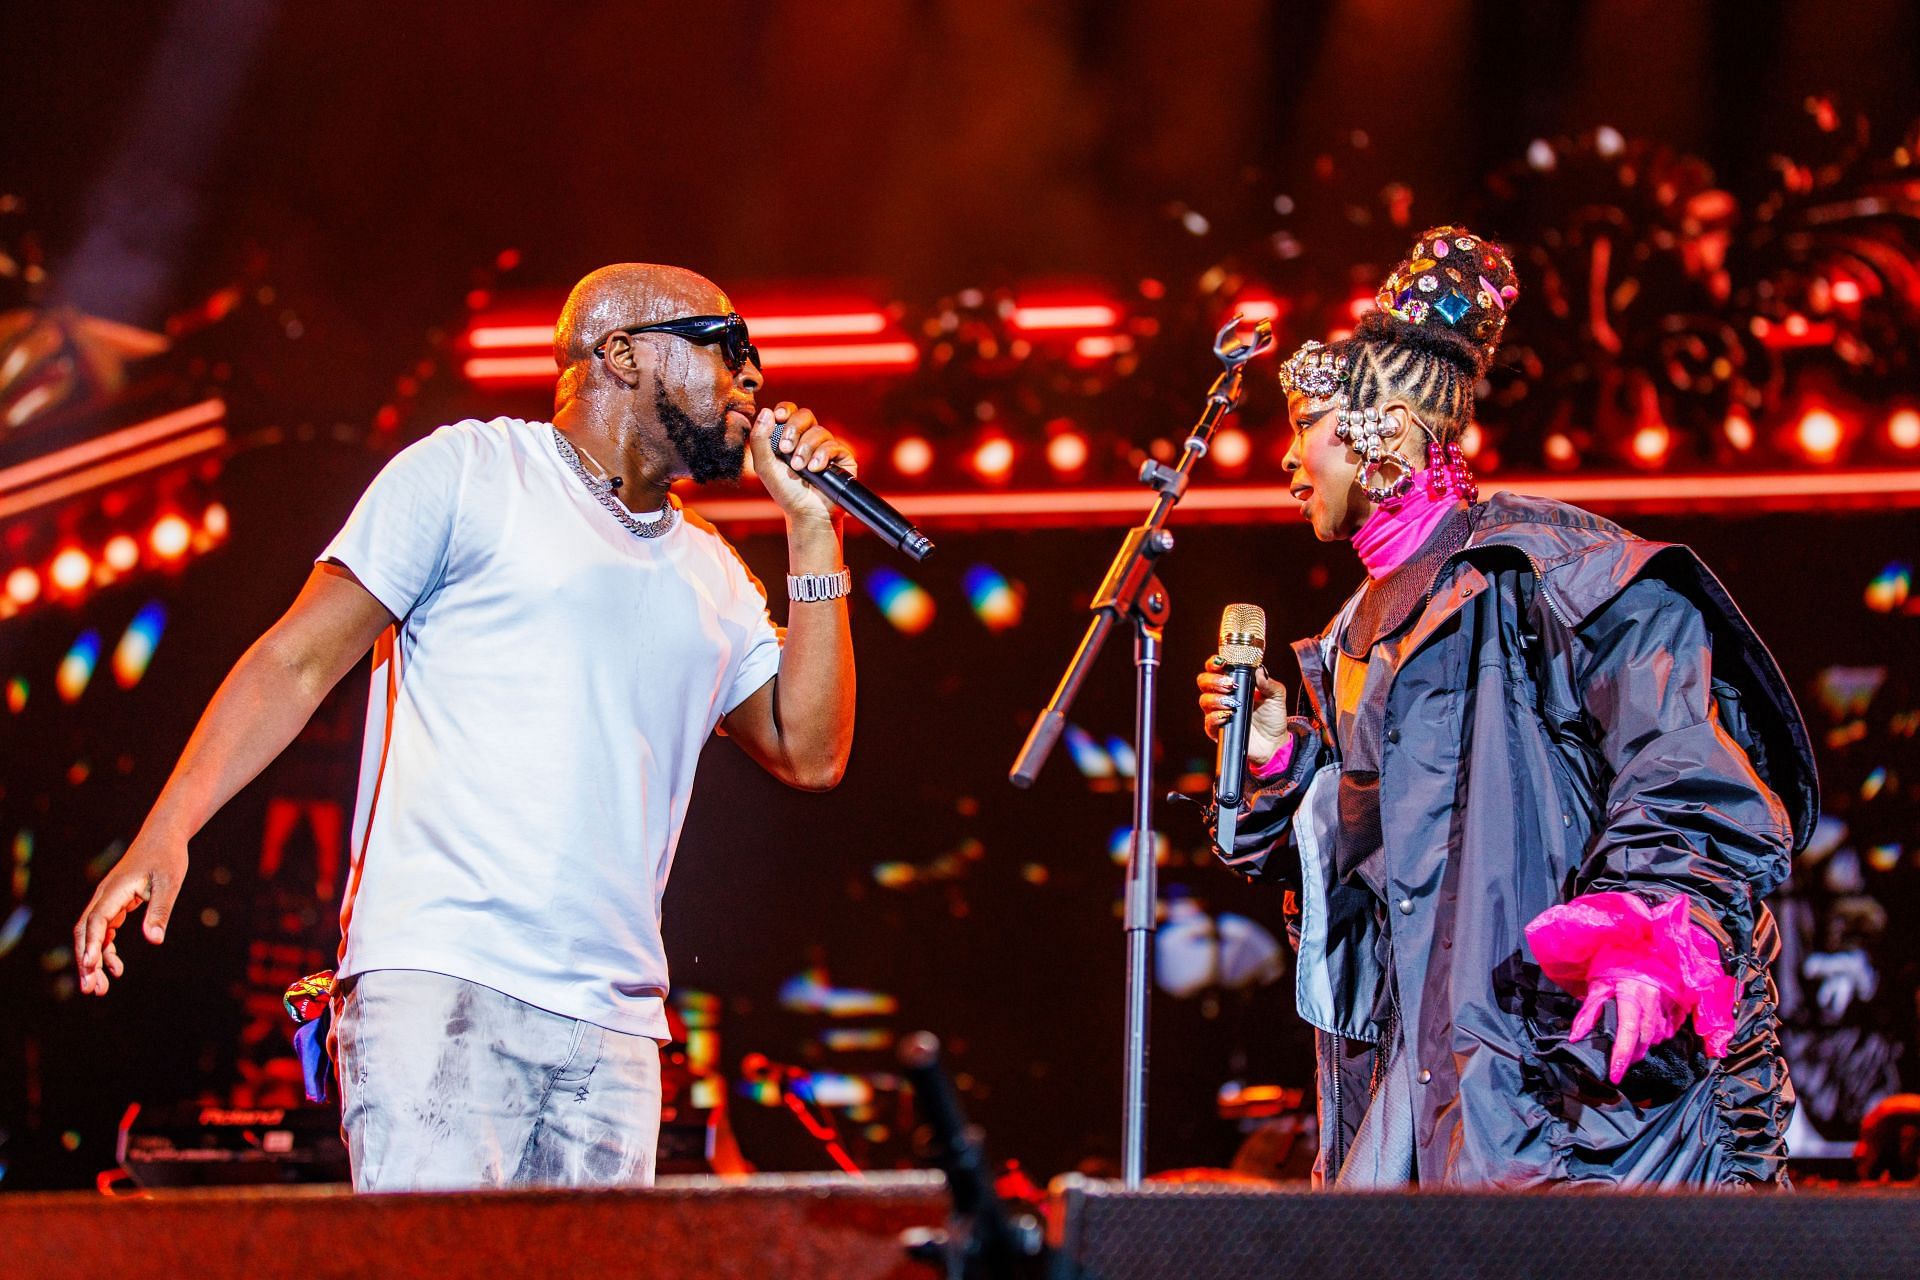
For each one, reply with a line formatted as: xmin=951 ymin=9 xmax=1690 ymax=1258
xmin=1008 ymin=316 xmax=1273 ymax=1188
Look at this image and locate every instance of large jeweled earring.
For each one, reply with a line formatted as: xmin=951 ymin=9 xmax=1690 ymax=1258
xmin=1338 ymin=400 xmax=1415 ymax=504
xmin=1358 ymin=452 xmax=1416 ymax=504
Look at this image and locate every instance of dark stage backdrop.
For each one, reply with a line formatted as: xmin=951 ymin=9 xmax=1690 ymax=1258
xmin=0 ymin=434 xmax=1915 ymax=1189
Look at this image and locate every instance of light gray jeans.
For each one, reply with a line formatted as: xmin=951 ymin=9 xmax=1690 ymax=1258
xmin=330 ymin=969 xmax=661 ymax=1192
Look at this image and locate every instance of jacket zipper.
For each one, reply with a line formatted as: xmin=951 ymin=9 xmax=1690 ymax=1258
xmin=1521 ymin=551 xmax=1576 ymax=628
xmin=1328 ymin=1032 xmax=1345 ymax=1177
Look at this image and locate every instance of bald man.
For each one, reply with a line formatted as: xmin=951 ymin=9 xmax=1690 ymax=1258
xmin=74 ymin=264 xmax=858 ymax=1190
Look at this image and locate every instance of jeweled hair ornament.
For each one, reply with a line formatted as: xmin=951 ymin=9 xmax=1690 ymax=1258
xmin=1277 ymin=338 xmax=1349 ymax=399
xmin=1373 ymin=224 xmax=1519 ymax=362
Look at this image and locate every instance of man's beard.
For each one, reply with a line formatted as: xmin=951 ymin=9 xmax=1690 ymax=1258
xmin=656 ymin=375 xmax=746 ymax=484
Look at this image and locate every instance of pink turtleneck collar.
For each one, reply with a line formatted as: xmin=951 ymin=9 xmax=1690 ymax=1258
xmin=1350 ymin=479 xmax=1468 ymax=579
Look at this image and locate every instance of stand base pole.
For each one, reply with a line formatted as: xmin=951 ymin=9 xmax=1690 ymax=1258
xmin=1121 ymin=623 xmax=1162 ymax=1189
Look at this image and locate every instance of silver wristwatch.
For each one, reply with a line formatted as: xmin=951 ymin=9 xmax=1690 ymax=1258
xmin=787 ymin=568 xmax=853 ymax=602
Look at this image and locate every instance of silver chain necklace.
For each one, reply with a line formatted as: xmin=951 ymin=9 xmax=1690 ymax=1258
xmin=552 ymin=426 xmax=677 ymax=540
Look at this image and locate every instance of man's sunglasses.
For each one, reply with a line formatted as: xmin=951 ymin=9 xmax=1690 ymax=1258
xmin=593 ymin=312 xmax=760 ymax=372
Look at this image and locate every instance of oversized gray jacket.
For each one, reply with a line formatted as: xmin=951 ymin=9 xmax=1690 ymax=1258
xmin=1213 ymin=493 xmax=1818 ymax=1187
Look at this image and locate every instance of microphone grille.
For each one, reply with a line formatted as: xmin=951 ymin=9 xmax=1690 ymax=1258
xmin=1219 ymin=603 xmax=1266 ymax=665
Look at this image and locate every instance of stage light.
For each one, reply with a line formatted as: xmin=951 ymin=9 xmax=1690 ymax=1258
xmin=56 ymin=631 xmax=100 ymax=703
xmin=463 ymin=356 xmax=556 ymax=383
xmin=757 ymin=342 xmax=919 ymax=372
xmin=112 ymin=602 xmax=167 ymax=689
xmin=203 ymin=502 xmax=230 ymax=538
xmin=1795 ymin=408 xmax=1844 ymax=464
xmin=464 ymin=303 xmax=914 ymax=387
xmin=468 ymin=324 xmax=556 ymax=349
xmin=49 ymin=548 xmax=91 ymax=594
xmin=4 ymin=567 xmax=39 ymax=605
xmin=1630 ymin=423 xmax=1671 ymax=467
xmin=864 ymin=568 xmax=936 ymax=635
xmin=1543 ymin=432 xmax=1578 ymax=468
xmin=1231 ymin=296 xmax=1282 ymax=323
xmin=1073 ymin=336 xmax=1122 ymax=360
xmin=1009 ymin=303 xmax=1120 ymax=332
xmin=1723 ymin=411 xmax=1756 ymax=452
xmin=962 ymin=564 xmax=1025 ymax=631
xmin=103 ymin=535 xmax=140 ymax=572
xmin=1832 ymin=279 xmax=1862 ymax=305
xmin=891 ymin=436 xmax=934 ymax=477
xmin=752 ymin=312 xmax=889 ymax=338
xmin=971 ymin=436 xmax=1015 ymax=482
xmin=150 ymin=514 xmax=192 ymax=560
xmin=1887 ymin=409 xmax=1920 ymax=451
xmin=5 ymin=677 xmax=25 ymax=714
xmin=1211 ymin=427 xmax=1252 ymax=470
xmin=0 ymin=399 xmax=227 ymax=523
xmin=1046 ymin=429 xmax=1089 ymax=474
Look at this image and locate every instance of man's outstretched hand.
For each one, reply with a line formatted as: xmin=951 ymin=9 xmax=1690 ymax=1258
xmin=74 ymin=833 xmax=188 ymax=995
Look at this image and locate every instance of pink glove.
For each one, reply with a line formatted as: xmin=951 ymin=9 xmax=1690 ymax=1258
xmin=1525 ymin=892 xmax=1740 ymax=1085
xmin=1569 ymin=975 xmax=1685 ymax=1084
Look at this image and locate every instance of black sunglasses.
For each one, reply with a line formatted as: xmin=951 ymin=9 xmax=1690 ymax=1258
xmin=593 ymin=312 xmax=760 ymax=372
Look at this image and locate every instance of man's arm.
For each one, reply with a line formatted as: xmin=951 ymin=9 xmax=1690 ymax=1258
xmin=75 ymin=562 xmax=394 ymax=994
xmin=720 ymin=403 xmax=856 ymax=791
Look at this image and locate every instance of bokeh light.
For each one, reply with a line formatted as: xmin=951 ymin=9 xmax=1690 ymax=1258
xmin=112 ymin=602 xmax=167 ymax=689
xmin=1211 ymin=427 xmax=1252 ymax=470
xmin=1630 ymin=423 xmax=1671 ymax=467
xmin=1065 ymin=724 xmax=1115 ymax=780
xmin=150 ymin=514 xmax=193 ymax=560
xmin=49 ymin=548 xmax=91 ymax=594
xmin=1107 ymin=826 xmax=1170 ymax=866
xmin=1865 ymin=562 xmax=1912 ymax=613
xmin=1795 ymin=408 xmax=1844 ymax=463
xmin=864 ymin=568 xmax=936 ymax=634
xmin=962 ymin=564 xmax=1024 ymax=631
xmin=5 ymin=568 xmax=40 ymax=606
xmin=56 ymin=631 xmax=101 ymax=703
xmin=203 ymin=502 xmax=230 ymax=538
xmin=103 ymin=535 xmax=140 ymax=572
xmin=1887 ymin=409 xmax=1920 ymax=451
xmin=1722 ymin=412 xmax=1755 ymax=452
xmin=970 ymin=435 xmax=1015 ymax=482
xmin=4 ymin=677 xmax=25 ymax=714
xmin=891 ymin=435 xmax=934 ymax=477
xmin=1046 ymin=429 xmax=1088 ymax=473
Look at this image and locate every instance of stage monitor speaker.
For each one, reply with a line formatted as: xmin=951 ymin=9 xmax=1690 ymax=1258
xmin=5 ymin=1171 xmax=948 ymax=1280
xmin=1047 ymin=1176 xmax=1919 ymax=1280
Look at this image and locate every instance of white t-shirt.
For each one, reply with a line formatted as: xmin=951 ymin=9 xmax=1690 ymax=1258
xmin=320 ymin=417 xmax=782 ymax=1039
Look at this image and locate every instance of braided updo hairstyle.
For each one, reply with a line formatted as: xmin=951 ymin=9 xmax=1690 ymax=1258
xmin=1342 ymin=225 xmax=1519 ymax=440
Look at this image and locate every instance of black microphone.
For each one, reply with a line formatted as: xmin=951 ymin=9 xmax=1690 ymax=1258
xmin=801 ymin=463 xmax=935 ymax=562
xmin=1214 ymin=603 xmax=1266 ymax=810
